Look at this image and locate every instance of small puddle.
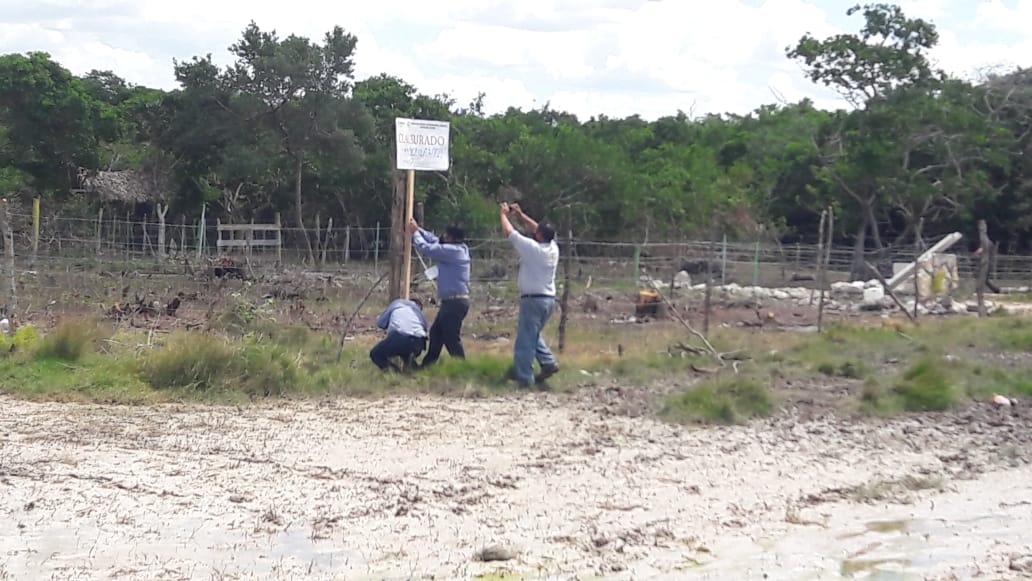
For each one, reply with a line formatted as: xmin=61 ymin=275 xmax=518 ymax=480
xmin=864 ymin=520 xmax=908 ymax=534
xmin=840 ymin=558 xmax=909 ymax=578
xmin=264 ymin=528 xmax=360 ymax=569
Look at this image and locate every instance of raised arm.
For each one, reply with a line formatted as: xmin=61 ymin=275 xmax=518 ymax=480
xmin=500 ymin=202 xmax=515 ymax=237
xmin=413 ymin=229 xmax=466 ymax=262
xmin=510 ymin=204 xmax=538 ymax=233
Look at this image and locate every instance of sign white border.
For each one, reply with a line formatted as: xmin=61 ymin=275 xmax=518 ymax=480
xmin=395 ymin=118 xmax=450 ymax=171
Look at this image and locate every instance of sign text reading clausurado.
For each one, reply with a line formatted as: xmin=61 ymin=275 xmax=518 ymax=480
xmin=395 ymin=118 xmax=450 ymax=171
xmin=397 ymin=133 xmax=448 ymax=146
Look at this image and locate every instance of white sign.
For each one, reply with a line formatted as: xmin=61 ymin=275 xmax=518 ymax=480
xmin=395 ymin=118 xmax=450 ymax=171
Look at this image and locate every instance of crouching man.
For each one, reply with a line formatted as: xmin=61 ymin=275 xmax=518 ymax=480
xmin=370 ymin=298 xmax=428 ymax=373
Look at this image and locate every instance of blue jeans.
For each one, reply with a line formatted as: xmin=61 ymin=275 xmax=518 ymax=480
xmin=513 ymin=296 xmax=558 ymax=385
xmin=370 ymin=332 xmax=426 ymax=372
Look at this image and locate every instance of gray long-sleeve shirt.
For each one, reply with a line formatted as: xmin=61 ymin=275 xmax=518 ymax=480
xmin=412 ymin=228 xmax=471 ymax=298
xmin=376 ymin=299 xmax=428 ymax=337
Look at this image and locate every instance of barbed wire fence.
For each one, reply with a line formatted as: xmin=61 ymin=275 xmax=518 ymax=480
xmin=2 ymin=211 xmax=1031 ymax=303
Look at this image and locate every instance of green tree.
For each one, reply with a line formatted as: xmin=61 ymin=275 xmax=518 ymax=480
xmin=788 ymin=3 xmax=946 ymax=278
xmin=175 ymin=23 xmax=369 ymax=262
xmin=0 ymin=52 xmax=118 ymax=195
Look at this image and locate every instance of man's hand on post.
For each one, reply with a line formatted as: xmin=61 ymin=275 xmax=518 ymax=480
xmin=406 ymin=218 xmax=420 ymax=235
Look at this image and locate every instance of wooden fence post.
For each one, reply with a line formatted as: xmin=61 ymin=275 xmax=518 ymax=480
xmin=0 ymin=199 xmax=16 ymax=312
xmin=95 ymin=206 xmax=104 ymax=255
xmin=157 ymin=203 xmax=168 ymax=260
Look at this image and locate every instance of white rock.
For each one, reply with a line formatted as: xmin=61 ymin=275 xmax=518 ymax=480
xmin=673 ymin=271 xmax=692 ymax=288
xmin=831 ymin=281 xmax=862 ymax=295
xmin=862 ymin=286 xmax=884 ymax=305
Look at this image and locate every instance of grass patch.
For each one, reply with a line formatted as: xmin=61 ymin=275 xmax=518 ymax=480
xmin=34 ymin=319 xmax=111 ymax=361
xmin=892 ymin=357 xmax=956 ymax=411
xmin=0 ymin=354 xmax=152 ymax=403
xmin=140 ymin=333 xmax=301 ymax=399
xmin=6 ymin=309 xmax=1032 ymax=418
xmin=661 ymin=376 xmax=774 ymax=425
xmin=418 ymin=355 xmax=514 ymax=394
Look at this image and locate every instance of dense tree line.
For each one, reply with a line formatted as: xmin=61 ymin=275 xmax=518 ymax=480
xmin=0 ymin=3 xmax=1030 ymax=277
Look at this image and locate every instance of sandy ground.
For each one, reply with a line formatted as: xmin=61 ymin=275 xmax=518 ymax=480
xmin=2 ymin=388 xmax=1032 ymax=581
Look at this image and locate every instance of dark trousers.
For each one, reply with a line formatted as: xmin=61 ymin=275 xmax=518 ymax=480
xmin=370 ymin=332 xmax=426 ymax=372
xmin=420 ymin=298 xmax=469 ymax=367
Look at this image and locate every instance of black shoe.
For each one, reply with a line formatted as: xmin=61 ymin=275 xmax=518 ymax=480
xmin=535 ymin=364 xmax=560 ymax=384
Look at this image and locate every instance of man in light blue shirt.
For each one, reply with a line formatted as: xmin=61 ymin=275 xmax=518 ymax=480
xmin=499 ymin=202 xmax=560 ymax=388
xmin=406 ymin=218 xmax=471 ymax=367
xmin=370 ymin=298 xmax=428 ymax=373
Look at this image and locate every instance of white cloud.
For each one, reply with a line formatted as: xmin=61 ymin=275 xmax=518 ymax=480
xmin=975 ymin=0 xmax=1032 ymax=33
xmin=0 ymin=0 xmax=1028 ymax=120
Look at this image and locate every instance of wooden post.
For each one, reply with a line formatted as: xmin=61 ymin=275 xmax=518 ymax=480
xmin=387 ymin=164 xmax=406 ymax=299
xmin=247 ymin=218 xmax=254 ymax=262
xmin=31 ymin=197 xmax=40 ymax=264
xmin=96 ymin=206 xmax=104 ymax=255
xmin=913 ymin=217 xmax=924 ymax=320
xmin=811 ymin=209 xmax=826 ymax=306
xmin=817 ymin=208 xmax=833 ymax=332
xmin=344 ymin=225 xmax=351 ymax=264
xmin=976 ymin=219 xmax=991 ymax=317
xmin=275 ymin=212 xmax=282 ymax=266
xmin=374 ymin=221 xmax=381 ymax=273
xmin=321 ymin=217 xmax=332 ymax=266
xmin=125 ymin=211 xmax=130 ymax=261
xmin=157 ymin=203 xmax=168 ymax=260
xmin=0 ymin=199 xmax=16 ymax=312
xmin=142 ymin=213 xmax=151 ymax=256
xmin=401 ymin=169 xmax=415 ymax=300
xmin=721 ymin=234 xmax=727 ymax=286
xmin=703 ymin=247 xmax=712 ymax=336
xmin=314 ymin=212 xmax=322 ymax=264
xmin=752 ymin=240 xmax=760 ymax=287
xmin=196 ymin=204 xmax=206 ymax=261
xmin=557 ymin=227 xmax=573 ymax=353
xmin=632 ymin=244 xmax=640 ymax=285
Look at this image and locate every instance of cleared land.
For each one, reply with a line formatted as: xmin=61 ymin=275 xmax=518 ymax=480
xmin=2 ymin=266 xmax=1032 ymax=580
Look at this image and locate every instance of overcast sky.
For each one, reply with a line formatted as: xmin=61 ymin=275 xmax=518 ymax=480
xmin=1 ymin=0 xmax=1029 ymax=120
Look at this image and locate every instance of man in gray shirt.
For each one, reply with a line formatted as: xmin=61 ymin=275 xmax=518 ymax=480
xmin=499 ymin=202 xmax=560 ymax=387
xmin=370 ymin=298 xmax=428 ymax=373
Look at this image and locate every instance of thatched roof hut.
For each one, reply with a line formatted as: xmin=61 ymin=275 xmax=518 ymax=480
xmin=78 ymin=169 xmax=167 ymax=204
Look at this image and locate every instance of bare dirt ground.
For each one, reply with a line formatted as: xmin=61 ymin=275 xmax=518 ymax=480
xmin=3 ymin=384 xmax=1032 ymax=581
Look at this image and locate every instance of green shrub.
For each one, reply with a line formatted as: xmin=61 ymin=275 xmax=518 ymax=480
xmin=35 ymin=319 xmax=109 ymax=361
xmin=893 ymin=357 xmax=955 ymax=411
xmin=140 ymin=333 xmax=300 ymax=397
xmin=661 ymin=376 xmax=774 ymax=425
xmin=817 ymin=360 xmax=868 ymax=379
xmin=0 ymin=323 xmax=40 ymax=353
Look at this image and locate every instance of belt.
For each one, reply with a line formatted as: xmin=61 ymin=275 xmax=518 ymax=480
xmin=521 ymin=294 xmax=555 ymax=299
xmin=440 ymin=293 xmax=469 ymax=301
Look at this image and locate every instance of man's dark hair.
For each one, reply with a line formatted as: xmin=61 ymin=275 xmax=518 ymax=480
xmin=444 ymin=225 xmax=466 ymax=243
xmin=536 ymin=223 xmax=556 ymax=243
